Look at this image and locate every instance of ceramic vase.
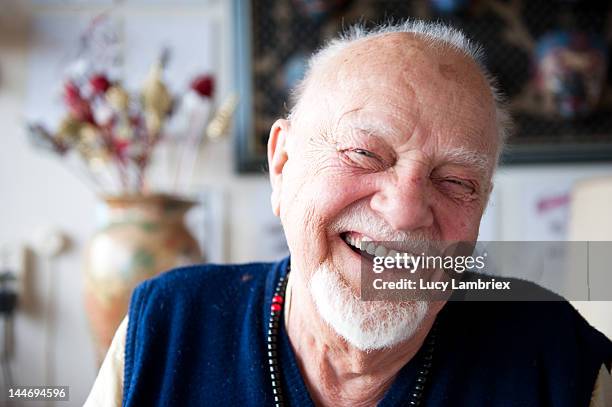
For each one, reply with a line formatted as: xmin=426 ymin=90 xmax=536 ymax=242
xmin=83 ymin=194 xmax=203 ymax=363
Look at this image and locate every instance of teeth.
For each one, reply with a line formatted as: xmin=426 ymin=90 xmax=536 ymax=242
xmin=366 ymin=242 xmax=376 ymax=255
xmin=374 ymin=245 xmax=387 ymax=257
xmin=360 ymin=236 xmax=371 ymax=251
xmin=343 ymin=234 xmax=413 ymax=260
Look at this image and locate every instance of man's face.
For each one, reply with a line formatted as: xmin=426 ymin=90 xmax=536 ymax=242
xmin=270 ymin=33 xmax=498 ymax=300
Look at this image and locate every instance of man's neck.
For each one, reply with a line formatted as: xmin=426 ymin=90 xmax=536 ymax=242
xmin=284 ymin=273 xmax=438 ymax=407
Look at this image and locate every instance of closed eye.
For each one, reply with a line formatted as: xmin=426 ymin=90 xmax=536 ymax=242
xmin=353 ymin=148 xmax=376 ymax=158
xmin=445 ymin=178 xmax=469 ymax=187
xmin=432 ymin=176 xmax=478 ymax=200
xmin=338 ymin=147 xmax=388 ymax=171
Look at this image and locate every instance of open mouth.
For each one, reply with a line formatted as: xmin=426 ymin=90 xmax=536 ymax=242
xmin=341 ymin=232 xmax=368 ymax=258
xmin=340 ymin=232 xmax=419 ymax=270
xmin=340 ymin=232 xmax=401 ymax=261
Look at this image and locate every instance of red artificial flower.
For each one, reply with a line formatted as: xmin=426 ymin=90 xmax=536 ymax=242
xmin=190 ymin=74 xmax=214 ymax=98
xmin=64 ymin=81 xmax=95 ymax=124
xmin=90 ymin=74 xmax=111 ymax=95
xmin=63 ymin=81 xmax=81 ymax=104
xmin=129 ymin=115 xmax=142 ymax=127
xmin=72 ymin=102 xmax=95 ymax=124
xmin=113 ymin=138 xmax=130 ymax=159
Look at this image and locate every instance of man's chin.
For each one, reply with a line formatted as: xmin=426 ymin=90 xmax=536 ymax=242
xmin=308 ymin=264 xmax=429 ymax=351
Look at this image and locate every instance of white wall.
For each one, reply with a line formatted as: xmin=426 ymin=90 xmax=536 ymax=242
xmin=493 ymin=164 xmax=612 ymax=241
xmin=492 ymin=164 xmax=612 ymax=340
xmin=0 ymin=1 xmax=274 ymax=405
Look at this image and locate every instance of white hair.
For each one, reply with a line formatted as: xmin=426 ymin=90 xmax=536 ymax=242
xmin=309 ymin=263 xmax=429 ymax=351
xmin=304 ymin=200 xmax=434 ymax=351
xmin=287 ymin=19 xmax=512 ymax=164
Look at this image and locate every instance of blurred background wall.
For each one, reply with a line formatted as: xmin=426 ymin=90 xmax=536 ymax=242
xmin=0 ymin=0 xmax=610 ymax=405
xmin=0 ymin=1 xmax=280 ymax=405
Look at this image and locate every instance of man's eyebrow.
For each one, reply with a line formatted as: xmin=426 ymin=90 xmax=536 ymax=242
xmin=334 ymin=110 xmax=404 ymax=140
xmin=336 ymin=116 xmax=491 ymax=172
xmin=342 ymin=121 xmax=405 ymax=143
xmin=440 ymin=147 xmax=491 ymax=174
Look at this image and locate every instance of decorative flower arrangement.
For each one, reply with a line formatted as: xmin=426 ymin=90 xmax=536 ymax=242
xmin=27 ymin=49 xmax=236 ymax=194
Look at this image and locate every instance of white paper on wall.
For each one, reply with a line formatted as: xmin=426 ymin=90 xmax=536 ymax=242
xmin=521 ymin=184 xmax=574 ymax=241
xmin=503 ymin=179 xmax=578 ymax=295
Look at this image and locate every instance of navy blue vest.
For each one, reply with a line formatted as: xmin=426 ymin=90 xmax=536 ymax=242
xmin=122 ymin=257 xmax=611 ymax=406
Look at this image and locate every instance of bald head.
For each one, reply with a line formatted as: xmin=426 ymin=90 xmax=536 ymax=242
xmin=288 ymin=22 xmax=510 ymax=166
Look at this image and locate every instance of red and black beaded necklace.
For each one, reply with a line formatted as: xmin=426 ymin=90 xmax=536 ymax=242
xmin=266 ymin=271 xmax=438 ymax=407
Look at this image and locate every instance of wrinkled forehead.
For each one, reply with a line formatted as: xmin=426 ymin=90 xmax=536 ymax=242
xmin=296 ymin=33 xmax=499 ymax=156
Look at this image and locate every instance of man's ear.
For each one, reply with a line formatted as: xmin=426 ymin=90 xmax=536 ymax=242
xmin=268 ymin=119 xmax=291 ymax=217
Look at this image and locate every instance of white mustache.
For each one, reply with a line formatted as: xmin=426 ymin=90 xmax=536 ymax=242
xmin=329 ymin=201 xmax=443 ymax=254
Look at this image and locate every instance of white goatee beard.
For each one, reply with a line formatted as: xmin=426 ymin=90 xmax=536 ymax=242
xmin=309 ymin=264 xmax=428 ymax=351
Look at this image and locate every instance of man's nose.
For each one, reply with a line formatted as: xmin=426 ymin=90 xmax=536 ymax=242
xmin=369 ymin=171 xmax=434 ymax=232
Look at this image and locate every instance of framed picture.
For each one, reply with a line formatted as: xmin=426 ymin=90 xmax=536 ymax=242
xmin=233 ymin=0 xmax=612 ymax=172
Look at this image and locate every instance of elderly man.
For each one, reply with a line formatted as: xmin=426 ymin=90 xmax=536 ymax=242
xmin=85 ymin=20 xmax=611 ymax=406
